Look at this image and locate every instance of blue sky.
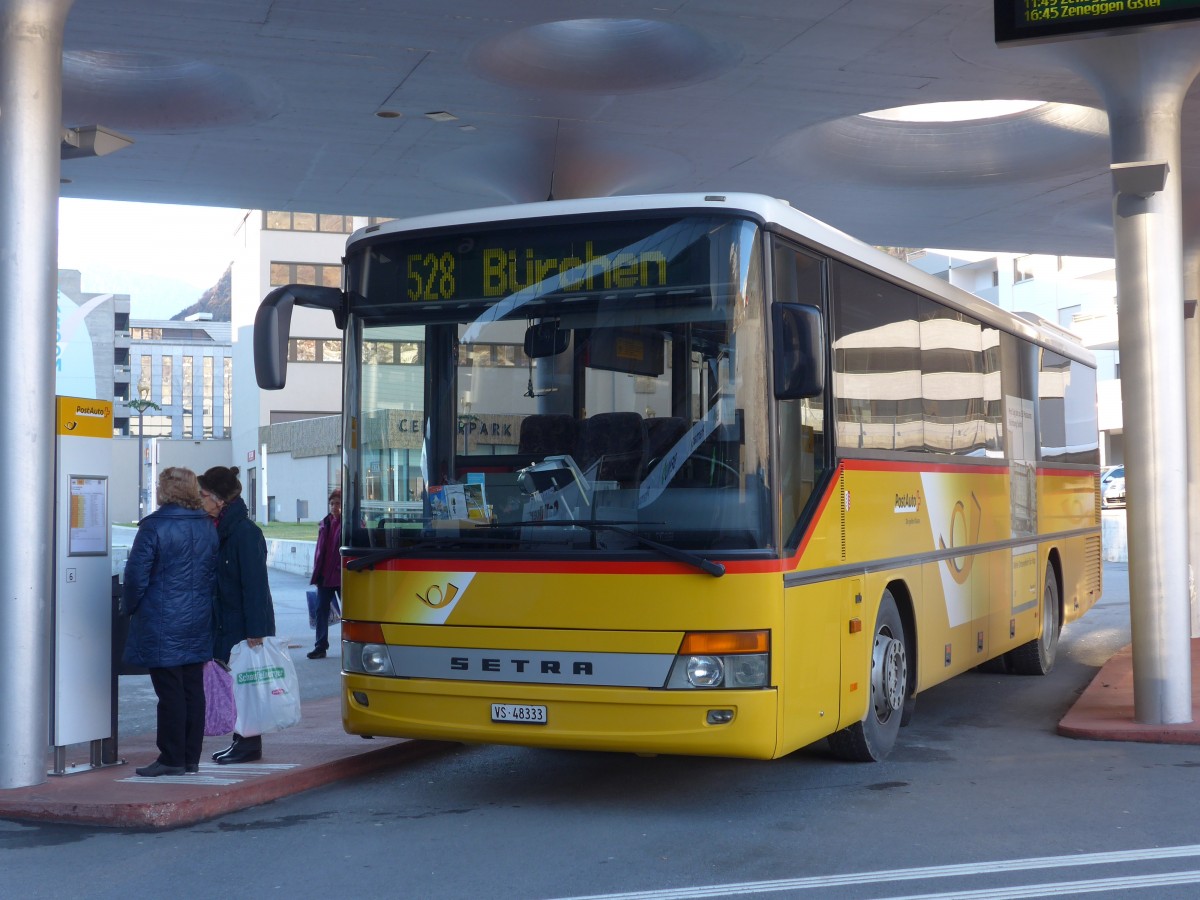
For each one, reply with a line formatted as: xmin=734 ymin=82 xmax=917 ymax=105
xmin=58 ymin=198 xmax=247 ymax=320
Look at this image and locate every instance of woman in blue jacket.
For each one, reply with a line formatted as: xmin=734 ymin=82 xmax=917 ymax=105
xmin=123 ymin=467 xmax=218 ymax=777
xmin=198 ymin=465 xmax=277 ymax=765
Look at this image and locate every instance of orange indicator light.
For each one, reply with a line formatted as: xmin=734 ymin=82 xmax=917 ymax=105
xmin=343 ymin=621 xmax=385 ymax=643
xmin=679 ymin=630 xmax=768 ymax=655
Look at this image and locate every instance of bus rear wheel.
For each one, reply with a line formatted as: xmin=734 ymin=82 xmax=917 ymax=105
xmin=1008 ymin=565 xmax=1060 ymax=676
xmin=828 ymin=590 xmax=908 ymax=762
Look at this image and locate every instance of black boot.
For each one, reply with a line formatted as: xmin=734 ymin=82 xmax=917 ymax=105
xmin=217 ymin=733 xmax=262 ymax=765
xmin=212 ymin=733 xmax=241 ymax=762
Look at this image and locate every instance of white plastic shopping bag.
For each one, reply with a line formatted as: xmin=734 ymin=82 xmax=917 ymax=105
xmin=229 ymin=637 xmax=302 ymax=737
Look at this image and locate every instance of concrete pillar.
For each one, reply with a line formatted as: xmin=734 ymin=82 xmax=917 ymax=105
xmin=0 ymin=0 xmax=74 ymax=789
xmin=1060 ymin=30 xmax=1200 ymax=724
xmin=1185 ymin=244 xmax=1200 ymax=640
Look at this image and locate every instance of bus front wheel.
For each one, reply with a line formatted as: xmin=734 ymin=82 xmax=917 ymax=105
xmin=828 ymin=590 xmax=908 ymax=762
xmin=1008 ymin=566 xmax=1060 ymax=676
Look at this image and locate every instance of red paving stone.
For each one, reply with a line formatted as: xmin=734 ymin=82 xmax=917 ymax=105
xmin=1058 ymin=638 xmax=1200 ymax=745
xmin=0 ymin=696 xmax=454 ymax=830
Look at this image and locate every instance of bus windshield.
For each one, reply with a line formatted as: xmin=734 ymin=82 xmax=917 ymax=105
xmin=344 ymin=213 xmax=774 ymax=558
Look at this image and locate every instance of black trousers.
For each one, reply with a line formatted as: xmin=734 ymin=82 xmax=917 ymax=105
xmin=149 ymin=662 xmax=206 ymax=768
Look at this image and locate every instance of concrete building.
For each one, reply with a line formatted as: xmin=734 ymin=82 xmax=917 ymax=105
xmin=57 ymin=270 xmax=235 ymax=522
xmin=127 ymin=314 xmax=233 ymax=440
xmin=229 ymin=211 xmax=366 ymax=522
xmin=57 ymin=269 xmax=130 ymax=408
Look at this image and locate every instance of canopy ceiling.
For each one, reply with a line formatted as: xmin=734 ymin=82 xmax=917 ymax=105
xmin=56 ymin=1 xmax=1200 ymax=257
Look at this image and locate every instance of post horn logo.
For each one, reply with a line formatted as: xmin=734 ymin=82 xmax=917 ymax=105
xmin=417 ymin=582 xmax=459 ymax=608
xmin=939 ymin=493 xmax=982 ymax=585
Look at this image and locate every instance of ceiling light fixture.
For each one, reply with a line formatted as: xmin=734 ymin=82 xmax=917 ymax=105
xmin=425 ymin=111 xmax=458 ymax=122
xmin=60 ymin=125 xmax=135 ymax=160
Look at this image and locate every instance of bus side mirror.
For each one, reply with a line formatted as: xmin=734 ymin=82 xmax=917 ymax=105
xmin=772 ymin=303 xmax=825 ymax=399
xmin=254 ymin=284 xmax=345 ymax=390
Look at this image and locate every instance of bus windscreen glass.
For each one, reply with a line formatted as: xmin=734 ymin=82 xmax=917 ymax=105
xmin=347 ymin=214 xmax=775 ymax=559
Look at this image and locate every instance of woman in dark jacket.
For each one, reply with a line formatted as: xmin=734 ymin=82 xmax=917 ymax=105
xmin=198 ymin=465 xmax=277 ymax=765
xmin=123 ymin=467 xmax=218 ymax=777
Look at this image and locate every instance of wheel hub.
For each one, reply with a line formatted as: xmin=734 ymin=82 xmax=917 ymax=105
xmin=871 ymin=633 xmax=907 ymax=718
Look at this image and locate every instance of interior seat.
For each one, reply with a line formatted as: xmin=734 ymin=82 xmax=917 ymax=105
xmin=517 ymin=414 xmax=578 ymax=459
xmin=577 ymin=412 xmax=648 ymax=486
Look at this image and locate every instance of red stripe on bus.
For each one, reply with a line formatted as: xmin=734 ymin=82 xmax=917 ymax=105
xmin=347 ymin=557 xmax=789 ymax=575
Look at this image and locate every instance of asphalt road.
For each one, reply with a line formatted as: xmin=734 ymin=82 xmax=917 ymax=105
xmin=8 ymin=557 xmax=1200 ymax=900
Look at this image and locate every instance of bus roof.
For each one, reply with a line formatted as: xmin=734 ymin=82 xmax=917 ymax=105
xmin=350 ymin=192 xmax=1096 ymax=367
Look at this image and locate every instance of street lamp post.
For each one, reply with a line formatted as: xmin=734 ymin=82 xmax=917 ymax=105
xmin=127 ymin=386 xmax=160 ymax=520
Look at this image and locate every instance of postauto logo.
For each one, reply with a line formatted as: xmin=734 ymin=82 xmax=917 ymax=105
xmin=894 ymin=491 xmax=922 ymax=514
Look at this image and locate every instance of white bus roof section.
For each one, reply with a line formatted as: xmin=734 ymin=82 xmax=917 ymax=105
xmin=351 ymin=192 xmax=1097 ymax=366
xmin=57 ymin=3 xmax=1200 ymax=260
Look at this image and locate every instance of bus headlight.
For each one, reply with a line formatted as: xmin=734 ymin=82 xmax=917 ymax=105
xmin=344 ymin=641 xmax=395 ymax=676
xmin=687 ymin=655 xmax=724 ymax=687
xmin=664 ymin=631 xmax=770 ymax=689
xmin=341 ymin=622 xmax=396 ymax=677
xmin=729 ymin=654 xmax=769 ymax=687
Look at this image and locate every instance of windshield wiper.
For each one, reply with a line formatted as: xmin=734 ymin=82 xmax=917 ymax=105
xmin=487 ymin=520 xmax=725 ymax=577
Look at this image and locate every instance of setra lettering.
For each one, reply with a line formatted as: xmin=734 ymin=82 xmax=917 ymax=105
xmin=447 ymin=655 xmax=595 ymax=676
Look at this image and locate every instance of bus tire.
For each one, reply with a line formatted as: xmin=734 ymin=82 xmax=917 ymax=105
xmin=827 ymin=590 xmax=908 ymax=762
xmin=1008 ymin=565 xmax=1060 ymax=676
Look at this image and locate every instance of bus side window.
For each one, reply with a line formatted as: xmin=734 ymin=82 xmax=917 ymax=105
xmin=772 ymin=239 xmax=829 ymax=546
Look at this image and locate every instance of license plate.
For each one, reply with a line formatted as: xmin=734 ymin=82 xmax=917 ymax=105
xmin=491 ymin=703 xmax=547 ymax=724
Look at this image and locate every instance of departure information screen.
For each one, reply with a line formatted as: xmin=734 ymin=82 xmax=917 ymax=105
xmin=995 ymin=0 xmax=1200 ymax=44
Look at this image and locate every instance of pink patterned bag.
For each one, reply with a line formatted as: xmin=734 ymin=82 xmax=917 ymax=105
xmin=203 ymin=659 xmax=237 ymax=736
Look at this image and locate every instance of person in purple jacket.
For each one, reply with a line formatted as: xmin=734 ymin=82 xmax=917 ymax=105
xmin=307 ymin=488 xmax=342 ymax=660
xmin=123 ymin=467 xmax=218 ymax=777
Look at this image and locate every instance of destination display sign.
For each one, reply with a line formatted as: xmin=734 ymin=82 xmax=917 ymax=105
xmin=360 ymin=216 xmax=720 ymax=310
xmin=995 ymin=0 xmax=1200 ymax=44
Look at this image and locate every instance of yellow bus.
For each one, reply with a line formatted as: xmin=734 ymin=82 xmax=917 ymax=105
xmin=255 ymin=193 xmax=1101 ymax=761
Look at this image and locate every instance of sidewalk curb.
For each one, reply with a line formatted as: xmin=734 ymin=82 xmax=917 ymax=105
xmin=0 ymin=695 xmax=458 ymax=830
xmin=1057 ymin=638 xmax=1200 ymax=745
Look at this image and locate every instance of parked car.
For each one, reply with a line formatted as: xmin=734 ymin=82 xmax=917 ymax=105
xmin=1102 ymin=464 xmax=1125 ymax=508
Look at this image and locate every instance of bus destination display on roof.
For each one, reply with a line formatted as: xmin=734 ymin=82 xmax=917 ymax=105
xmin=995 ymin=0 xmax=1200 ymax=45
xmin=364 ymin=216 xmax=720 ymax=308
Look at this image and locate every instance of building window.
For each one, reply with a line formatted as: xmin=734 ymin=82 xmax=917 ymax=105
xmin=263 ymin=211 xmax=356 ymax=234
xmin=161 ymin=356 xmax=172 ymax=405
xmin=270 ymin=261 xmax=343 ymax=289
xmin=1057 ymin=304 xmax=1081 ymax=330
xmin=1014 ymin=256 xmax=1034 ymax=283
xmin=182 ymin=356 xmax=193 ymax=439
xmin=131 ymin=327 xmax=163 ymax=341
xmin=288 ymin=338 xmax=342 ymax=362
xmin=141 ymin=415 xmax=173 ymax=437
xmin=458 ymin=343 xmax=526 ymax=367
xmin=223 ymin=357 xmax=232 ymax=432
xmin=139 ymin=356 xmax=151 ymax=398
xmin=203 ymin=356 xmax=214 ymax=438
